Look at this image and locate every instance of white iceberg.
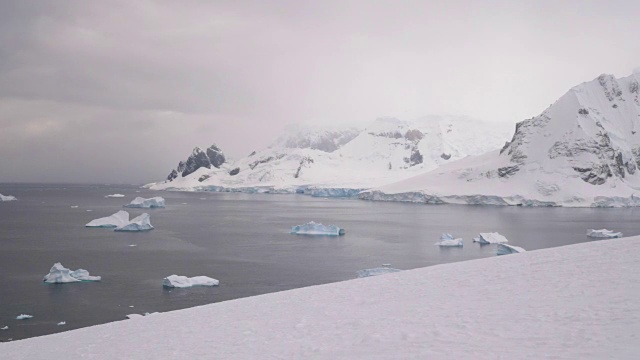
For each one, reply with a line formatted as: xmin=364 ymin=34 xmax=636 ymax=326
xmin=85 ymin=210 xmax=130 ymax=228
xmin=162 ymin=275 xmax=220 ymax=288
xmin=435 ymin=233 xmax=463 ymax=247
xmin=43 ymin=262 xmax=102 ymax=283
xmin=57 ymin=321 xmax=66 ymax=326
xmin=124 ymin=197 xmax=166 ymax=208
xmin=16 ymin=314 xmax=33 ymax=320
xmin=587 ymin=229 xmax=623 ymax=238
xmin=1 ymin=326 xmax=7 ymax=330
xmin=114 ymin=213 xmax=154 ymax=232
xmin=497 ymin=243 xmax=526 ymax=256
xmin=290 ymin=221 xmax=345 ymax=236
xmin=105 ymin=194 xmax=125 ymax=198
xmin=473 ymin=232 xmax=509 ymax=244
xmin=126 ymin=312 xmax=159 ymax=320
xmin=0 ymin=193 xmax=17 ymax=201
xmin=357 ymin=267 xmax=402 ymax=278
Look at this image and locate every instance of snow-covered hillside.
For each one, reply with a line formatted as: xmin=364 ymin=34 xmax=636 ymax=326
xmin=363 ymin=71 xmax=640 ymax=207
xmin=4 ymin=235 xmax=639 ymax=359
xmin=147 ymin=116 xmax=512 ymax=196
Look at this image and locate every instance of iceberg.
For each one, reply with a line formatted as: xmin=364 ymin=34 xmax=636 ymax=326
xmin=43 ymin=262 xmax=102 ymax=283
xmin=473 ymin=232 xmax=509 ymax=244
xmin=1 ymin=326 xmax=7 ymax=330
xmin=290 ymin=221 xmax=345 ymax=236
xmin=105 ymin=194 xmax=125 ymax=198
xmin=497 ymin=243 xmax=526 ymax=256
xmin=124 ymin=197 xmax=166 ymax=208
xmin=85 ymin=210 xmax=130 ymax=228
xmin=0 ymin=193 xmax=17 ymax=201
xmin=162 ymin=275 xmax=220 ymax=288
xmin=114 ymin=213 xmax=154 ymax=232
xmin=587 ymin=229 xmax=623 ymax=238
xmin=357 ymin=266 xmax=402 ymax=278
xmin=57 ymin=322 xmax=66 ymax=326
xmin=435 ymin=233 xmax=463 ymax=247
xmin=16 ymin=314 xmax=33 ymax=320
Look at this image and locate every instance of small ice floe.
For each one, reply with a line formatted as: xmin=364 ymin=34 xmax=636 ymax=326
xmin=586 ymin=229 xmax=623 ymax=238
xmin=290 ymin=221 xmax=345 ymax=236
xmin=473 ymin=232 xmax=509 ymax=244
xmin=128 ymin=244 xmax=137 ymax=247
xmin=162 ymin=275 xmax=220 ymax=288
xmin=16 ymin=314 xmax=33 ymax=320
xmin=105 ymin=194 xmax=125 ymax=198
xmin=86 ymin=210 xmax=93 ymax=212
xmin=357 ymin=265 xmax=402 ymax=278
xmin=1 ymin=326 xmax=8 ymax=330
xmin=57 ymin=321 xmax=66 ymax=326
xmin=0 ymin=193 xmax=17 ymax=201
xmin=114 ymin=213 xmax=153 ymax=232
xmin=43 ymin=263 xmax=101 ymax=283
xmin=126 ymin=312 xmax=158 ymax=319
xmin=435 ymin=233 xmax=464 ymax=247
xmin=497 ymin=243 xmax=526 ymax=256
xmin=70 ymin=206 xmax=79 ymax=208
xmin=85 ymin=210 xmax=130 ymax=228
xmin=124 ymin=197 xmax=165 ymax=209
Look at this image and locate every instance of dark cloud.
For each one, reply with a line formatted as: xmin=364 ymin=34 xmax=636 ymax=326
xmin=0 ymin=0 xmax=638 ymax=183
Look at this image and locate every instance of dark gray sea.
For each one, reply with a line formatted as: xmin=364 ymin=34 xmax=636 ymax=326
xmin=1 ymin=184 xmax=638 ymax=341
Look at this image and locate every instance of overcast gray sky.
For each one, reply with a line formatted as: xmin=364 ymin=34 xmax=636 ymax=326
xmin=0 ymin=0 xmax=638 ymax=184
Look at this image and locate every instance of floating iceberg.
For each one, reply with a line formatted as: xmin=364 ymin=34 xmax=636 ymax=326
xmin=114 ymin=213 xmax=153 ymax=232
xmin=436 ymin=233 xmax=464 ymax=247
xmin=0 ymin=193 xmax=17 ymax=201
xmin=124 ymin=197 xmax=165 ymax=208
xmin=126 ymin=312 xmax=159 ymax=319
xmin=16 ymin=314 xmax=33 ymax=320
xmin=587 ymin=229 xmax=623 ymax=238
xmin=43 ymin=262 xmax=102 ymax=283
xmin=473 ymin=232 xmax=509 ymax=244
xmin=290 ymin=221 xmax=345 ymax=236
xmin=497 ymin=243 xmax=526 ymax=256
xmin=1 ymin=326 xmax=7 ymax=330
xmin=105 ymin=194 xmax=125 ymax=198
xmin=357 ymin=266 xmax=402 ymax=278
xmin=57 ymin=321 xmax=66 ymax=326
xmin=162 ymin=275 xmax=220 ymax=288
xmin=85 ymin=210 xmax=130 ymax=228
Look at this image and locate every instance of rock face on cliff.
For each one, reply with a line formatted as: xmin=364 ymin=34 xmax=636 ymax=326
xmin=167 ymin=145 xmax=226 ymax=181
xmin=362 ymin=71 xmax=640 ymax=207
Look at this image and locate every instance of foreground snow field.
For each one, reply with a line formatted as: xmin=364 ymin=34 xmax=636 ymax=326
xmin=3 ymin=236 xmax=639 ymax=359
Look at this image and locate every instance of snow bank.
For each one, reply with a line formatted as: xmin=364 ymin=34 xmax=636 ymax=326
xmin=43 ymin=263 xmax=101 ymax=283
xmin=85 ymin=210 xmax=130 ymax=228
xmin=105 ymin=194 xmax=125 ymax=198
xmin=473 ymin=232 xmax=509 ymax=244
xmin=114 ymin=213 xmax=153 ymax=232
xmin=587 ymin=229 xmax=623 ymax=238
xmin=124 ymin=197 xmax=165 ymax=208
xmin=0 ymin=193 xmax=17 ymax=201
xmin=356 ymin=267 xmax=402 ymax=278
xmin=162 ymin=275 xmax=219 ymax=288
xmin=290 ymin=221 xmax=345 ymax=236
xmin=435 ymin=233 xmax=463 ymax=247
xmin=496 ymin=243 xmax=526 ymax=256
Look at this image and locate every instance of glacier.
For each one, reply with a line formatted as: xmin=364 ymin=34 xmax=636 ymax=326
xmin=124 ymin=197 xmax=166 ymax=209
xmin=496 ymin=243 xmax=526 ymax=256
xmin=473 ymin=232 xmax=509 ymax=244
xmin=162 ymin=275 xmax=220 ymax=288
xmin=356 ymin=267 xmax=402 ymax=278
xmin=114 ymin=213 xmax=153 ymax=232
xmin=587 ymin=229 xmax=623 ymax=238
xmin=0 ymin=193 xmax=17 ymax=201
xmin=85 ymin=210 xmax=130 ymax=228
xmin=435 ymin=233 xmax=464 ymax=247
xmin=290 ymin=221 xmax=345 ymax=236
xmin=43 ymin=262 xmax=101 ymax=283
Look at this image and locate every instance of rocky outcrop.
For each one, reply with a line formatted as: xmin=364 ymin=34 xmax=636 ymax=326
xmin=166 ymin=144 xmax=226 ymax=181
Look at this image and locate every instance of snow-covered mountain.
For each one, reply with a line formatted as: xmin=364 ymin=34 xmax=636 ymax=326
xmin=362 ymin=71 xmax=640 ymax=207
xmin=147 ymin=116 xmax=513 ymax=195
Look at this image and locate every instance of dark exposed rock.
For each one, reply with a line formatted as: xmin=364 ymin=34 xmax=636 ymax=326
xmin=499 ymin=141 xmax=511 ymax=155
xmin=206 ymin=145 xmax=226 ymax=168
xmin=283 ymin=130 xmax=359 ymax=153
xmin=198 ymin=174 xmax=210 ymax=182
xmin=167 ymin=144 xmax=227 ymax=180
xmin=249 ymin=151 xmax=256 ymax=157
xmin=404 ymin=129 xmax=424 ymax=141
xmin=440 ymin=153 xmax=451 ymax=160
xmin=369 ymin=131 xmax=403 ymax=139
xmin=408 ymin=149 xmax=423 ymax=166
xmin=294 ymin=157 xmax=314 ymax=178
xmin=498 ymin=165 xmax=519 ymax=178
xmin=573 ymin=165 xmax=612 ymax=185
xmin=578 ymin=108 xmax=589 ymax=115
xmin=229 ymin=167 xmax=240 ymax=176
xmin=167 ymin=169 xmax=178 ymax=181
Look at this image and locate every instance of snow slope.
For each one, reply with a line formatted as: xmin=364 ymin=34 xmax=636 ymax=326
xmin=147 ymin=116 xmax=512 ymax=195
xmin=3 ymin=235 xmax=640 ymax=359
xmin=362 ymin=71 xmax=640 ymax=207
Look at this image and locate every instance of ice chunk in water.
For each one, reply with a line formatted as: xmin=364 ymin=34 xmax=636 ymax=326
xmin=436 ymin=233 xmax=463 ymax=247
xmin=57 ymin=321 xmax=66 ymax=326
xmin=162 ymin=275 xmax=220 ymax=288
xmin=473 ymin=232 xmax=509 ymax=244
xmin=105 ymin=194 xmax=125 ymax=198
xmin=0 ymin=193 xmax=17 ymax=201
xmin=114 ymin=213 xmax=153 ymax=232
xmin=16 ymin=314 xmax=33 ymax=320
xmin=497 ymin=243 xmax=526 ymax=255
xmin=357 ymin=266 xmax=402 ymax=278
xmin=43 ymin=262 xmax=101 ymax=283
xmin=124 ymin=197 xmax=165 ymax=208
xmin=586 ymin=229 xmax=622 ymax=238
xmin=290 ymin=221 xmax=345 ymax=236
xmin=86 ymin=210 xmax=130 ymax=228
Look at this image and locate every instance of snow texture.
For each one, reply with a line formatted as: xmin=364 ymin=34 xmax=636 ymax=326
xmin=4 ymin=235 xmax=640 ymax=359
xmin=496 ymin=243 xmax=526 ymax=256
xmin=290 ymin=221 xmax=345 ymax=236
xmin=356 ymin=267 xmax=402 ymax=278
xmin=114 ymin=213 xmax=153 ymax=232
xmin=105 ymin=194 xmax=125 ymax=198
xmin=124 ymin=197 xmax=165 ymax=209
xmin=162 ymin=275 xmax=220 ymax=288
xmin=0 ymin=193 xmax=17 ymax=201
xmin=15 ymin=315 xmax=32 ymax=320
xmin=85 ymin=210 xmax=130 ymax=228
xmin=435 ymin=233 xmax=464 ymax=246
xmin=473 ymin=232 xmax=509 ymax=244
xmin=43 ymin=262 xmax=101 ymax=283
xmin=587 ymin=229 xmax=623 ymax=238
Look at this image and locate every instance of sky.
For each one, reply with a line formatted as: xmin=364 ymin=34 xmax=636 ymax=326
xmin=0 ymin=0 xmax=638 ymax=184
